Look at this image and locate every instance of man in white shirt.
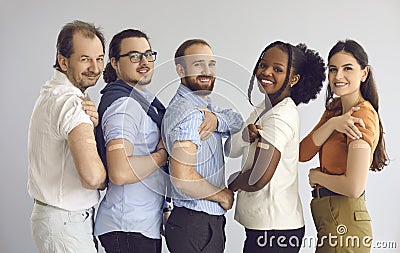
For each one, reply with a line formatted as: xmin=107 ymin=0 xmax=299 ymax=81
xmin=27 ymin=20 xmax=107 ymax=253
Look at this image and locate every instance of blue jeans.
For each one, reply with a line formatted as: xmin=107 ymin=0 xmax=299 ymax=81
xmin=99 ymin=231 xmax=161 ymax=253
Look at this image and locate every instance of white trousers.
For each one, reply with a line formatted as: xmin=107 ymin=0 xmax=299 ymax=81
xmin=31 ymin=202 xmax=97 ymax=253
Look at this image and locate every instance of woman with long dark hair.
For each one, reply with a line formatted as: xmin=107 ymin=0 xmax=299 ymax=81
xmin=300 ymin=39 xmax=389 ymax=252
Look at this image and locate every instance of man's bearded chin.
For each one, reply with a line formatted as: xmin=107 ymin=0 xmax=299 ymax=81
xmin=183 ymin=75 xmax=215 ymax=95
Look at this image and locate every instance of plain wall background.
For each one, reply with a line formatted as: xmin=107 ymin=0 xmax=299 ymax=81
xmin=1 ymin=0 xmax=399 ymax=252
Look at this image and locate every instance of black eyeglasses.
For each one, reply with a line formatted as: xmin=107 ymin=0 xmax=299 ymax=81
xmin=119 ymin=51 xmax=157 ymax=63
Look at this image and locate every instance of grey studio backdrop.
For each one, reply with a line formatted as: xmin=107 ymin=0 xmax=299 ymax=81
xmin=1 ymin=0 xmax=399 ymax=252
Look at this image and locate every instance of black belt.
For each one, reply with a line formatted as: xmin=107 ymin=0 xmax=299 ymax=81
xmin=312 ymin=188 xmax=341 ymax=198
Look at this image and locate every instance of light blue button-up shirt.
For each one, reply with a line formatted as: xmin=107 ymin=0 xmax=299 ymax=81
xmin=94 ymin=87 xmax=166 ymax=239
xmin=162 ymin=84 xmax=243 ymax=215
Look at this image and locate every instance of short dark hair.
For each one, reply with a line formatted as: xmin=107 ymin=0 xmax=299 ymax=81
xmin=53 ymin=20 xmax=105 ymax=71
xmin=174 ymin=39 xmax=211 ymax=66
xmin=103 ymin=29 xmax=150 ymax=83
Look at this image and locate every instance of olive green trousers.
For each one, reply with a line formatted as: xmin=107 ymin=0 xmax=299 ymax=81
xmin=311 ymin=194 xmax=372 ymax=253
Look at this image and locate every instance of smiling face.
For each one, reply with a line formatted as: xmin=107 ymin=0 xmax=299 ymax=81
xmin=328 ymin=51 xmax=368 ymax=99
xmin=256 ymin=46 xmax=290 ymax=96
xmin=177 ymin=43 xmax=216 ymax=95
xmin=58 ymin=31 xmax=105 ymax=92
xmin=112 ymin=37 xmax=154 ymax=90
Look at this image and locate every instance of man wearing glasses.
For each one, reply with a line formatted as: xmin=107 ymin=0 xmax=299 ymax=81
xmin=28 ymin=20 xmax=107 ymax=253
xmin=93 ymin=29 xmax=170 ymax=252
xmin=162 ymin=39 xmax=243 ymax=253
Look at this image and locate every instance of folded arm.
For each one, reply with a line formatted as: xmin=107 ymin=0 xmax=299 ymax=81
xmin=106 ymin=138 xmax=167 ymax=186
xmin=170 ymin=140 xmax=234 ymax=210
xmin=228 ymin=138 xmax=280 ymax=192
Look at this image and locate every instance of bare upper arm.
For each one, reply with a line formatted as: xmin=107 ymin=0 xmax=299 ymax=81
xmin=249 ymin=138 xmax=281 ymax=188
xmin=346 ymin=139 xmax=371 ymax=178
xmin=68 ymin=123 xmax=105 ymax=188
xmin=68 ymin=123 xmax=99 ymax=167
xmin=105 ymin=138 xmax=138 ymax=185
xmin=106 ymin=138 xmax=133 ymax=170
xmin=170 ymin=140 xmax=197 ymax=180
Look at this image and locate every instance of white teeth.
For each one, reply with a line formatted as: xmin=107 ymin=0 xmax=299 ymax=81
xmin=261 ymin=79 xmax=273 ymax=84
xmin=335 ymin=82 xmax=347 ymax=87
xmin=138 ymin=69 xmax=148 ymax=73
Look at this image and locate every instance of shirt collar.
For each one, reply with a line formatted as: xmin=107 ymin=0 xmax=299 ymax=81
xmin=51 ymin=70 xmax=87 ymax=97
xmin=177 ymin=83 xmax=211 ymax=107
xmin=116 ymin=79 xmax=155 ymax=103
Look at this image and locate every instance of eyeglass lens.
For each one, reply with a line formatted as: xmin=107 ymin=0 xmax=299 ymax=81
xmin=130 ymin=52 xmax=156 ymax=63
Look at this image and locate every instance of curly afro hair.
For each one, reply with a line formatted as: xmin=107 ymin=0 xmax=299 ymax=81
xmin=248 ymin=41 xmax=326 ymax=106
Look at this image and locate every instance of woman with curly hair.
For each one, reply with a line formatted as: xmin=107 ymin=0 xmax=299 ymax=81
xmin=300 ymin=39 xmax=389 ymax=252
xmin=225 ymin=41 xmax=326 ymax=253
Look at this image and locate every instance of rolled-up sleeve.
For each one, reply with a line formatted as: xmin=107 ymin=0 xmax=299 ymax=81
xmin=169 ymin=109 xmax=203 ymax=147
xmin=102 ymin=97 xmax=141 ymax=145
xmin=56 ymin=94 xmax=93 ymax=139
xmin=347 ymin=105 xmax=379 ymax=149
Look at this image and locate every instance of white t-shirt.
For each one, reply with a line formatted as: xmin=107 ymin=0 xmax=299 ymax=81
xmin=27 ymin=70 xmax=99 ymax=211
xmin=228 ymin=97 xmax=304 ymax=230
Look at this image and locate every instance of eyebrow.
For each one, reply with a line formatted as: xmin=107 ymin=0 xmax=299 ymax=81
xmin=122 ymin=49 xmax=152 ymax=55
xmin=192 ymin=59 xmax=216 ymax=64
xmin=260 ymin=60 xmax=285 ymax=67
xmin=80 ymin=54 xmax=104 ymax=58
xmin=329 ymin=63 xmax=354 ymax=68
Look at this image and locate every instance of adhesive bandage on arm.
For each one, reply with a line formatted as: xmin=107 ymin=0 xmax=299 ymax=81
xmin=108 ymin=144 xmax=125 ymax=152
xmin=257 ymin=141 xmax=270 ymax=150
xmin=351 ymin=142 xmax=370 ymax=149
xmin=86 ymin=139 xmax=96 ymax=145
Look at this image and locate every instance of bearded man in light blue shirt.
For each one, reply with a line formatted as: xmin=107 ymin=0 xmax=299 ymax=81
xmin=162 ymin=39 xmax=244 ymax=253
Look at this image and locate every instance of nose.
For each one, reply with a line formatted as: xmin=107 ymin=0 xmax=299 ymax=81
xmin=261 ymin=67 xmax=273 ymax=76
xmin=139 ymin=55 xmax=149 ymax=65
xmin=201 ymin=65 xmax=213 ymax=76
xmin=335 ymin=68 xmax=344 ymax=79
xmin=88 ymin=60 xmax=102 ymax=73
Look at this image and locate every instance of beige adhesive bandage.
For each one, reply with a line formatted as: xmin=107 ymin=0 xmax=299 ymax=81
xmin=175 ymin=141 xmax=193 ymax=148
xmin=257 ymin=142 xmax=270 ymax=150
xmin=86 ymin=139 xmax=96 ymax=145
xmin=351 ymin=142 xmax=370 ymax=149
xmin=108 ymin=144 xmax=125 ymax=151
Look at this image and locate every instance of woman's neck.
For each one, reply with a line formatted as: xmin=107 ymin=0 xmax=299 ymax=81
xmin=340 ymin=91 xmax=364 ymax=113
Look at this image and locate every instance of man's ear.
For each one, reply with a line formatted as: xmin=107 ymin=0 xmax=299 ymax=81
xmin=110 ymin=57 xmax=118 ymax=70
xmin=176 ymin=64 xmax=185 ymax=78
xmin=290 ymin=74 xmax=300 ymax=87
xmin=57 ymin=54 xmax=68 ymax=72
